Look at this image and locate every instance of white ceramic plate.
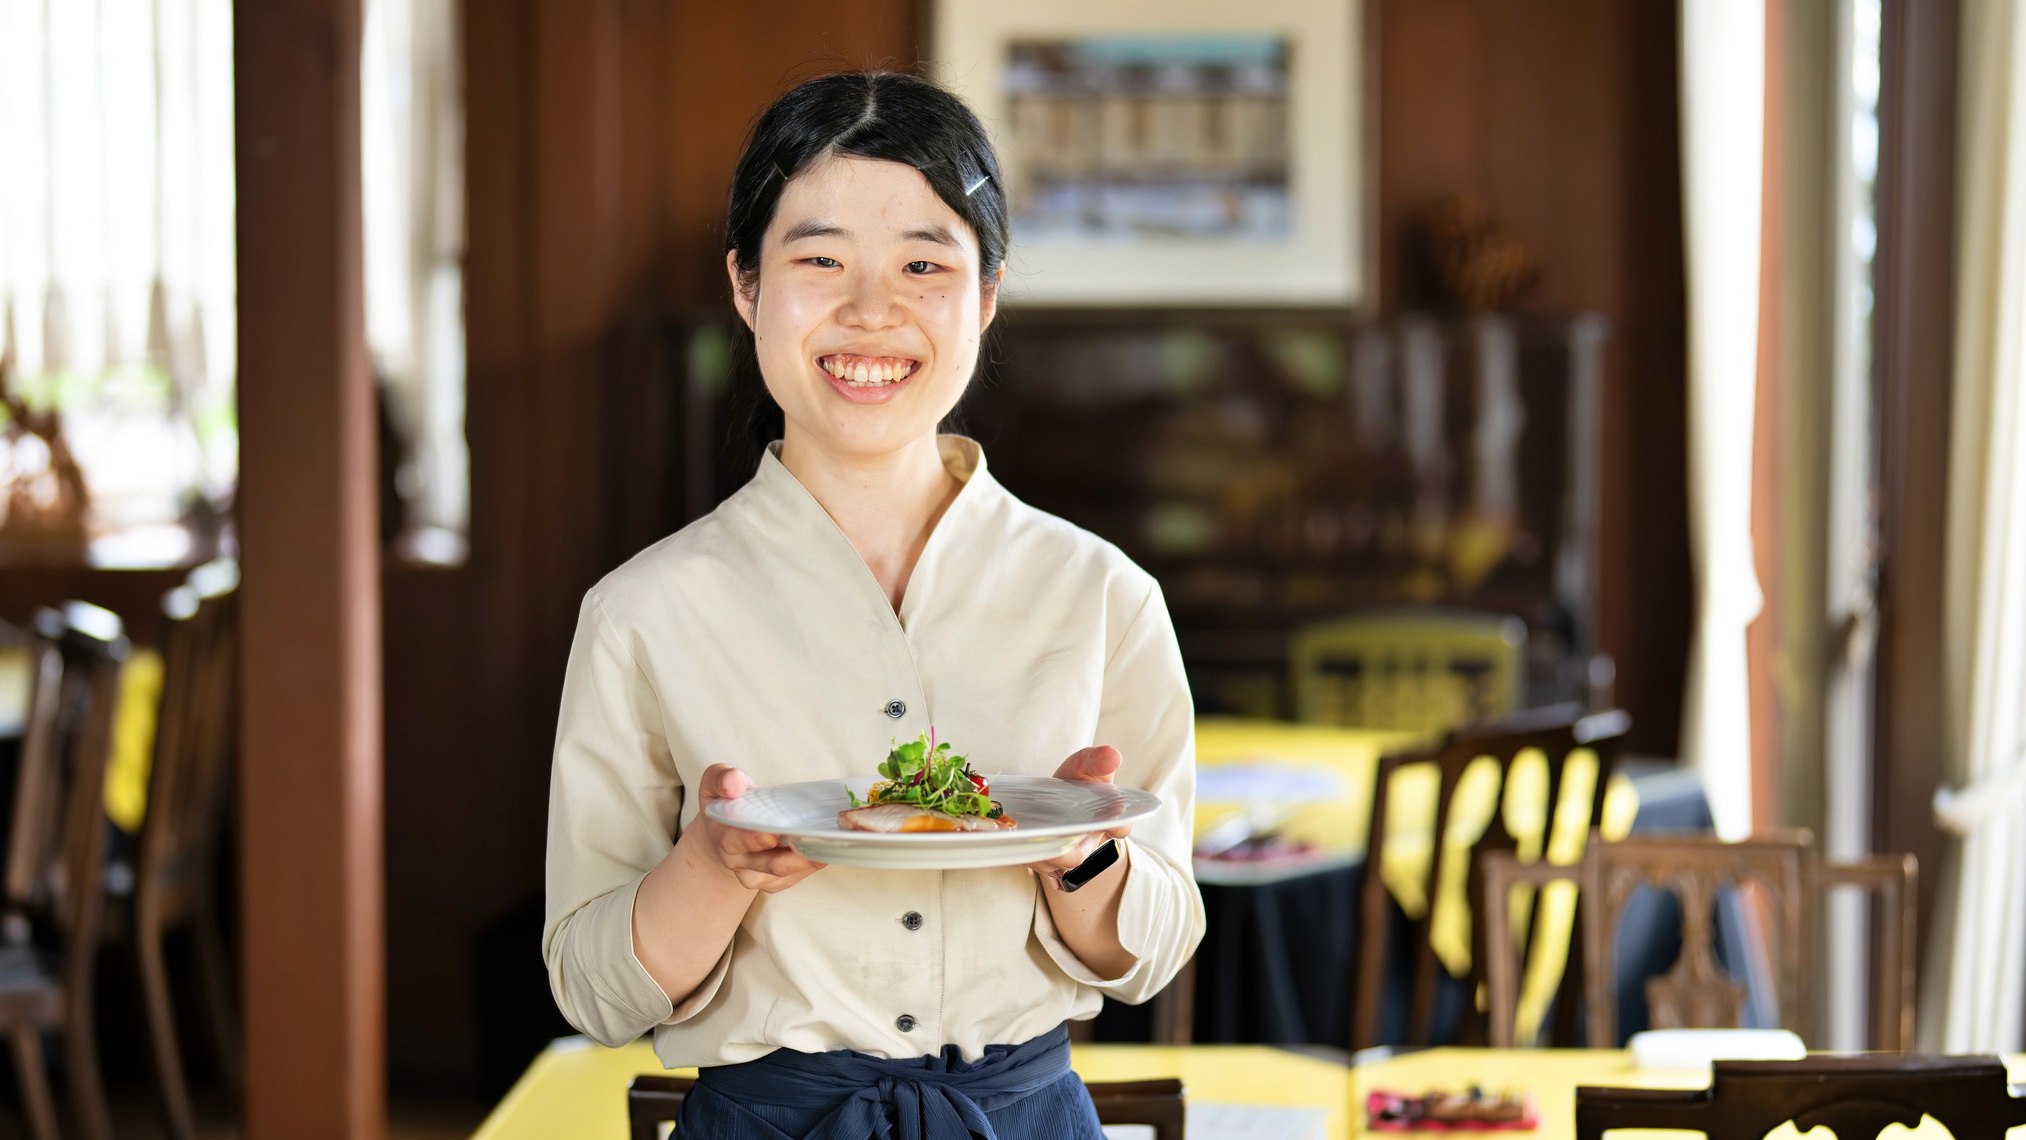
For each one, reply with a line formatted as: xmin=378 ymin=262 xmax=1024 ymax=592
xmin=704 ymin=774 xmax=1162 ymax=870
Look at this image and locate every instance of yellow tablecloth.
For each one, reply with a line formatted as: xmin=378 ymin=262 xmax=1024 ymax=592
xmin=1194 ymin=718 xmax=1429 ymax=860
xmin=1195 ymin=718 xmax=1640 ymax=1042
xmin=474 ymin=1037 xmax=1354 ymax=1140
xmin=1351 ymin=1047 xmax=2026 ymax=1137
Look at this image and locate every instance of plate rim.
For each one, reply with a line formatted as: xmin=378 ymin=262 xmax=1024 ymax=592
xmin=702 ymin=773 xmax=1161 ymax=844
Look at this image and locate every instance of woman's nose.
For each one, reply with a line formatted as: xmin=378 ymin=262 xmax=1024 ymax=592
xmin=838 ymin=269 xmax=905 ymax=330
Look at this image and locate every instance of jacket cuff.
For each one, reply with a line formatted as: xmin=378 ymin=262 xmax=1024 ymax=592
xmin=1032 ymin=841 xmax=1151 ymax=991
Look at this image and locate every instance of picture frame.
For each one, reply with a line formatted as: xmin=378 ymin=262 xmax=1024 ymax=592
xmin=928 ymin=0 xmax=1370 ymax=309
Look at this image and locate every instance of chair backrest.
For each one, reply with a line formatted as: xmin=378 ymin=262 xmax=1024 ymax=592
xmin=1352 ymin=704 xmax=1628 ymax=1049
xmin=1584 ymin=832 xmax=1810 ymax=1045
xmin=1 ymin=604 xmax=128 ymax=995
xmin=1290 ymin=609 xmax=1527 ymax=732
xmin=1484 ymin=832 xmax=1901 ymax=1049
xmin=627 ymin=1074 xmax=1187 ymax=1139
xmin=1574 ymin=1055 xmax=2026 ymax=1140
xmin=1809 ymin=854 xmax=1917 ymax=1052
xmin=628 ymin=1075 xmax=688 ymax=1140
xmin=139 ymin=561 xmax=239 ymax=912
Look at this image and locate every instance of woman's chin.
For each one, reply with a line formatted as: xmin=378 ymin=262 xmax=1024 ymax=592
xmin=797 ymin=407 xmax=952 ymax=460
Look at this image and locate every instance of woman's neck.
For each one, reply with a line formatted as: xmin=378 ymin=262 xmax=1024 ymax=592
xmin=777 ymin=429 xmax=963 ymax=612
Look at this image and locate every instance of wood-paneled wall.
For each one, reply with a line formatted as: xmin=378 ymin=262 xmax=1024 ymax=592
xmin=1376 ymin=0 xmax=1689 ymax=758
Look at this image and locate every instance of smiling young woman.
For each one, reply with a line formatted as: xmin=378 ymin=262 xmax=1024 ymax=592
xmin=542 ymin=72 xmax=1204 ymax=1138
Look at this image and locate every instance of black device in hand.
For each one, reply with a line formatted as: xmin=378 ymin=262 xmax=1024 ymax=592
xmin=1059 ymin=838 xmax=1121 ymax=893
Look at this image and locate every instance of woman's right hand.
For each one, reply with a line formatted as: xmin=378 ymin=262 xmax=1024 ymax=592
xmin=684 ymin=763 xmax=827 ymax=893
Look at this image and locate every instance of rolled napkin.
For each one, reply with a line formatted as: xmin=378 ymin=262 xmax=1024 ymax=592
xmin=1628 ymin=1028 xmax=1807 ymax=1070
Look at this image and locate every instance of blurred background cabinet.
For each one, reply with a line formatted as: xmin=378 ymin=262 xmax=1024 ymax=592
xmin=642 ymin=310 xmax=1613 ymax=724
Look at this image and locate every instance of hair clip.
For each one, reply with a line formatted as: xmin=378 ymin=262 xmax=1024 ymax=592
xmin=772 ymin=162 xmax=790 ymax=183
xmin=964 ymin=172 xmax=990 ymax=197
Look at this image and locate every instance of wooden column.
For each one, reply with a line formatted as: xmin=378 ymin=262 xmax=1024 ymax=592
xmin=235 ymin=1 xmax=384 ymax=1137
xmin=1870 ymin=0 xmax=1960 ymax=966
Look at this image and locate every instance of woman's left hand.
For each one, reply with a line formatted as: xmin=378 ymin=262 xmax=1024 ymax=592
xmin=1024 ymin=745 xmax=1131 ymax=881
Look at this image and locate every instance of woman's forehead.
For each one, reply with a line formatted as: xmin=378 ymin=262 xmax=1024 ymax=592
xmin=771 ymin=155 xmax=975 ymax=249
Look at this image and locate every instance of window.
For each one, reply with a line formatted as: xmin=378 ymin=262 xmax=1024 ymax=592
xmin=0 ymin=0 xmax=237 ymax=567
xmin=363 ymin=0 xmax=467 ymax=564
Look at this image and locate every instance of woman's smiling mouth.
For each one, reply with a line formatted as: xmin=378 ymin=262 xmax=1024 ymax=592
xmin=817 ymin=354 xmax=922 ymax=404
xmin=818 ymin=353 xmax=920 ymax=387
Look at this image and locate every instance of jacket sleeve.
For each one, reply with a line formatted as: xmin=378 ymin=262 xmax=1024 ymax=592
xmin=541 ymin=591 xmax=730 ymax=1045
xmin=1033 ymin=580 xmax=1206 ymax=1004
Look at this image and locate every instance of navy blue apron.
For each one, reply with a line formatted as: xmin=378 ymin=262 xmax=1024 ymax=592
xmin=676 ymin=1023 xmax=1104 ymax=1139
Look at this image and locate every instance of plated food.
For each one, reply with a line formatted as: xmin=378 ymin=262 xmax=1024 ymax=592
xmin=703 ymin=746 xmax=1162 ymax=870
xmin=837 ymin=733 xmax=1019 ymax=833
xmin=1366 ymin=1088 xmax=1537 ymax=1132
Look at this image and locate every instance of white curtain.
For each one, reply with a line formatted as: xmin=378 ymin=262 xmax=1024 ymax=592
xmin=362 ymin=0 xmax=467 ymax=554
xmin=1677 ymin=0 xmax=1767 ymax=840
xmin=1924 ymin=0 xmax=2026 ymax=1055
xmin=0 ymin=0 xmax=237 ymax=538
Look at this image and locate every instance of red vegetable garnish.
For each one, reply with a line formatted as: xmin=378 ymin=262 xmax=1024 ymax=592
xmin=969 ymin=773 xmax=990 ymax=796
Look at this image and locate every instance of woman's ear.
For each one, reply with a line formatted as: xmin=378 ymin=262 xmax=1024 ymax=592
xmin=980 ymin=263 xmax=1005 ymax=330
xmin=728 ymin=249 xmax=757 ymax=330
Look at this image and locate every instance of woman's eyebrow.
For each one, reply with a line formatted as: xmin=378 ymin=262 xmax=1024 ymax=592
xmin=900 ymin=224 xmax=959 ymax=248
xmin=781 ymin=220 xmax=846 ymax=243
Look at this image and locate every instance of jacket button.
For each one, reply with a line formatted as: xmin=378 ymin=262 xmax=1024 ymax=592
xmin=885 ymin=699 xmax=907 ymax=718
xmin=896 ymin=1014 xmax=917 ymax=1032
xmin=902 ymin=911 xmax=923 ymax=931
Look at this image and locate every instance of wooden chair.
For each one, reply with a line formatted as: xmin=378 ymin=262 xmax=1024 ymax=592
xmin=1482 ymin=832 xmax=1918 ymax=1049
xmin=1290 ymin=609 xmax=1527 ymax=733
xmin=1812 ymin=853 xmax=1918 ymax=1053
xmin=102 ymin=562 xmax=242 ymax=1139
xmin=1575 ymin=1055 xmax=2026 ymax=1140
xmin=1351 ymin=704 xmax=1629 ymax=1050
xmin=0 ymin=605 xmax=128 ymax=1140
xmin=627 ymin=1073 xmax=1187 ymax=1139
xmin=1147 ymin=954 xmax=1195 ymax=1045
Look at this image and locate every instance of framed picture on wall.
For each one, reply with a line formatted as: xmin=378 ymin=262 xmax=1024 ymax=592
xmin=928 ymin=0 xmax=1370 ymax=308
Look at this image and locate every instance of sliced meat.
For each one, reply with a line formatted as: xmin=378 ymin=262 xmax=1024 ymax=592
xmin=837 ymin=804 xmax=1007 ymax=833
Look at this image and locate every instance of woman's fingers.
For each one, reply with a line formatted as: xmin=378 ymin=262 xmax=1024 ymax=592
xmin=1052 ymin=744 xmax=1121 ymax=783
xmin=730 ymin=846 xmax=826 ymax=891
xmin=715 ymin=827 xmax=798 ymax=867
xmin=681 ymin=767 xmax=823 ymax=892
xmin=698 ymin=762 xmax=755 ymax=803
xmin=1028 ymin=748 xmax=1131 ymax=875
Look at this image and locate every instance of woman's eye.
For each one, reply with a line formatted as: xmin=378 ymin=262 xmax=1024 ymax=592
xmin=906 ymin=260 xmax=936 ymax=274
xmin=806 ymin=256 xmax=840 ymax=268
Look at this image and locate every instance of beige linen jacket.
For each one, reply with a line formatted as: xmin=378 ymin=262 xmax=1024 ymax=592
xmin=543 ymin=437 xmax=1205 ymax=1068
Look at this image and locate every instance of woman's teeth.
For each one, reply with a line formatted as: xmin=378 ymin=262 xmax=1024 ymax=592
xmin=821 ymin=357 xmax=918 ymax=387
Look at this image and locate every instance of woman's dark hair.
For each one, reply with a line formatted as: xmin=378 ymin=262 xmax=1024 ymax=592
xmin=725 ymin=71 xmax=1009 ymax=297
xmin=721 ymin=71 xmax=1009 ymax=464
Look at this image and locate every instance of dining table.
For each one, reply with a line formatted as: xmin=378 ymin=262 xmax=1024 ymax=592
xmin=1352 ymin=1047 xmax=2026 ymax=1137
xmin=477 ymin=1036 xmax=2026 ymax=1138
xmin=1122 ymin=719 xmax=1742 ymax=1049
xmin=473 ymin=1036 xmax=1355 ymax=1140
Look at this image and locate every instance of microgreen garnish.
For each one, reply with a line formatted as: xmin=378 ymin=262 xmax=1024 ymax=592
xmin=868 ymin=732 xmax=995 ymax=818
